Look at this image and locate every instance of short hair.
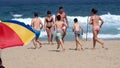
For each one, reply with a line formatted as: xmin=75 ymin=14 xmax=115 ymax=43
xmin=47 ymin=11 xmax=51 ymax=14
xmin=59 ymin=6 xmax=63 ymax=10
xmin=74 ymin=18 xmax=78 ymax=23
xmin=34 ymin=12 xmax=38 ymax=17
xmin=56 ymin=15 xmax=61 ymax=21
xmin=91 ymin=8 xmax=98 ymax=14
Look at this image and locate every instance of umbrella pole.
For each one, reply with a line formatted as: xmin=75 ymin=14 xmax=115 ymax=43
xmin=86 ymin=16 xmax=89 ymax=41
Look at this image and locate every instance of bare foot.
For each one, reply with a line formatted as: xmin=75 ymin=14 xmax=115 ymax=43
xmin=62 ymin=38 xmax=64 ymax=43
xmin=75 ymin=48 xmax=77 ymax=50
xmin=38 ymin=46 xmax=42 ymax=49
xmin=50 ymin=42 xmax=53 ymax=45
xmin=39 ymin=43 xmax=42 ymax=48
xmin=81 ymin=48 xmax=84 ymax=51
xmin=62 ymin=49 xmax=65 ymax=52
xmin=57 ymin=45 xmax=60 ymax=49
xmin=75 ymin=48 xmax=81 ymax=51
xmin=33 ymin=47 xmax=37 ymax=49
xmin=102 ymin=42 xmax=104 ymax=48
xmin=92 ymin=48 xmax=96 ymax=50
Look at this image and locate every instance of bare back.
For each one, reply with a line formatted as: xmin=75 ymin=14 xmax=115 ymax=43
xmin=73 ymin=23 xmax=81 ymax=31
xmin=31 ymin=17 xmax=42 ymax=31
xmin=55 ymin=21 xmax=64 ymax=30
xmin=90 ymin=15 xmax=103 ymax=27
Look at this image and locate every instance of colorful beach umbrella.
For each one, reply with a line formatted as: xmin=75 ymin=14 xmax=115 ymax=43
xmin=0 ymin=20 xmax=35 ymax=49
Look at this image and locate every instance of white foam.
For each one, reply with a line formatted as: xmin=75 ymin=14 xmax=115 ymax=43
xmin=11 ymin=13 xmax=120 ymax=38
xmin=67 ymin=13 xmax=120 ymax=25
xmin=12 ymin=13 xmax=120 ymax=25
xmin=82 ymin=33 xmax=120 ymax=39
xmin=12 ymin=14 xmax=23 ymax=18
xmin=12 ymin=17 xmax=45 ymax=25
xmin=101 ymin=13 xmax=120 ymax=24
xmin=117 ymin=28 xmax=120 ymax=30
xmin=40 ymin=31 xmax=47 ymax=37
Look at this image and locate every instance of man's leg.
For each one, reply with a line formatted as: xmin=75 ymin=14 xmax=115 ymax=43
xmin=33 ymin=38 xmax=37 ymax=49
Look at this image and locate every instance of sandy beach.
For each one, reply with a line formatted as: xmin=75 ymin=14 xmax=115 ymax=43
xmin=1 ymin=40 xmax=120 ymax=68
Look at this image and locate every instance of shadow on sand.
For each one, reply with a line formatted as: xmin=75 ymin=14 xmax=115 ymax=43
xmin=48 ymin=50 xmax=61 ymax=52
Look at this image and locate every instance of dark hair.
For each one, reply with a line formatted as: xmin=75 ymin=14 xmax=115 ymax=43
xmin=56 ymin=15 xmax=61 ymax=21
xmin=0 ymin=66 xmax=5 ymax=68
xmin=59 ymin=6 xmax=63 ymax=10
xmin=91 ymin=8 xmax=98 ymax=14
xmin=47 ymin=11 xmax=51 ymax=15
xmin=34 ymin=12 xmax=38 ymax=17
xmin=74 ymin=18 xmax=78 ymax=23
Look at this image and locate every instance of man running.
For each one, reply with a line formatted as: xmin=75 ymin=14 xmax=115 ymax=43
xmin=56 ymin=6 xmax=69 ymax=41
xmin=31 ymin=12 xmax=43 ymax=49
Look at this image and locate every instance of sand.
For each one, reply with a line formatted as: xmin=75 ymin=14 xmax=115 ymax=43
xmin=1 ymin=40 xmax=120 ymax=68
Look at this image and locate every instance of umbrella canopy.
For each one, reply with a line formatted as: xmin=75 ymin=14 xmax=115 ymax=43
xmin=0 ymin=20 xmax=35 ymax=49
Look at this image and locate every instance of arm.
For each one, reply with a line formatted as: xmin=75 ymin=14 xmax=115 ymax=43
xmin=55 ymin=14 xmax=58 ymax=22
xmin=40 ymin=20 xmax=43 ymax=30
xmin=52 ymin=17 xmax=55 ymax=24
xmin=80 ymin=26 xmax=83 ymax=35
xmin=31 ymin=19 xmax=34 ymax=27
xmin=89 ymin=17 xmax=93 ymax=25
xmin=53 ymin=22 xmax=57 ymax=31
xmin=65 ymin=14 xmax=69 ymax=27
xmin=52 ymin=17 xmax=55 ymax=30
xmin=72 ymin=24 xmax=75 ymax=32
xmin=99 ymin=17 xmax=104 ymax=28
xmin=44 ymin=18 xmax=47 ymax=30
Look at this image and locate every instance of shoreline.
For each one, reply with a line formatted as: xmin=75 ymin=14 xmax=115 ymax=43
xmin=39 ymin=37 xmax=120 ymax=42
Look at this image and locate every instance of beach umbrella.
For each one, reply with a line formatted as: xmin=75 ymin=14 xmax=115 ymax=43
xmin=0 ymin=20 xmax=35 ymax=49
xmin=0 ymin=20 xmax=35 ymax=67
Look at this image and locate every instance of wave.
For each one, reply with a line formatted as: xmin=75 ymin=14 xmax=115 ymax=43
xmin=12 ymin=14 xmax=23 ymax=18
xmin=12 ymin=13 xmax=120 ymax=24
xmin=12 ymin=17 xmax=44 ymax=25
xmin=10 ymin=12 xmax=23 ymax=18
xmin=117 ymin=28 xmax=120 ymax=30
xmin=11 ymin=13 xmax=120 ymax=39
xmin=82 ymin=33 xmax=120 ymax=39
xmin=40 ymin=31 xmax=47 ymax=37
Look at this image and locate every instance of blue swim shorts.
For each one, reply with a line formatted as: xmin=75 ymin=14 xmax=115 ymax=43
xmin=34 ymin=30 xmax=41 ymax=39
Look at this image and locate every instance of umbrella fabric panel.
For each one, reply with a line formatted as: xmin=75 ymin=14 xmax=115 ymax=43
xmin=0 ymin=23 xmax=24 ymax=49
xmin=3 ymin=23 xmax=35 ymax=45
xmin=4 ymin=20 xmax=35 ymax=33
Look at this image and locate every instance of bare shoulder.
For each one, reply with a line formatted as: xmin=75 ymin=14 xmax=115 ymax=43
xmin=79 ymin=25 xmax=82 ymax=28
xmin=32 ymin=18 xmax=35 ymax=22
xmin=98 ymin=16 xmax=102 ymax=19
xmin=45 ymin=17 xmax=47 ymax=19
xmin=90 ymin=16 xmax=93 ymax=18
xmin=51 ymin=16 xmax=54 ymax=19
xmin=61 ymin=21 xmax=64 ymax=24
xmin=56 ymin=13 xmax=60 ymax=16
xmin=63 ymin=12 xmax=66 ymax=15
xmin=90 ymin=16 xmax=93 ymax=20
xmin=32 ymin=18 xmax=35 ymax=20
xmin=39 ymin=18 xmax=42 ymax=22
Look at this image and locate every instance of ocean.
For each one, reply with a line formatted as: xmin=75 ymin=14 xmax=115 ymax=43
xmin=0 ymin=1 xmax=120 ymax=41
